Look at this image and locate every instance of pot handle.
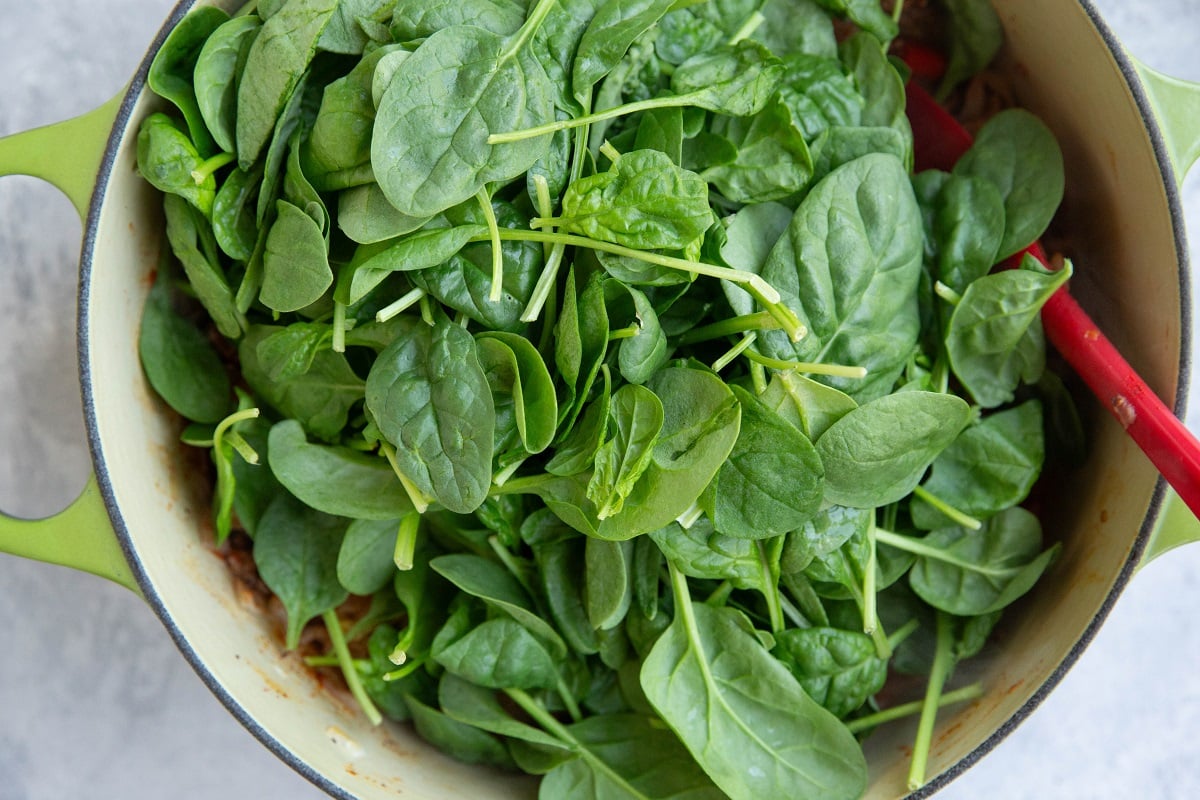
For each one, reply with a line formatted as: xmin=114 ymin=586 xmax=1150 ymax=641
xmin=0 ymin=93 xmax=140 ymax=593
xmin=1134 ymin=59 xmax=1200 ymax=186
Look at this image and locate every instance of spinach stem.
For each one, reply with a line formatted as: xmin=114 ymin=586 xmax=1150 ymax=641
xmin=863 ymin=520 xmax=880 ymax=637
xmin=778 ymin=593 xmax=812 ymax=629
xmin=729 ymin=11 xmax=766 ymax=45
xmin=222 ymin=430 xmax=259 ymax=465
xmin=376 ymin=287 xmax=427 ymax=323
xmin=676 ymin=501 xmax=704 ymax=529
xmin=191 ymin=151 xmax=235 ymax=184
xmin=493 ymin=457 xmax=528 ymax=487
xmin=380 ymin=443 xmax=433 ymax=513
xmin=757 ymin=540 xmax=785 ymax=634
xmin=489 ymin=229 xmax=784 ymax=305
xmin=875 ymin=528 xmax=1021 ymax=577
xmin=908 ymin=611 xmax=956 ymax=791
xmin=322 ymin=609 xmax=383 ymax=727
xmin=744 ymin=349 xmax=868 ymax=379
xmin=847 ymin=683 xmax=982 ymax=735
xmin=488 ymin=534 xmax=536 ymax=597
xmin=912 ymin=486 xmax=984 ymax=530
xmin=557 ymin=676 xmax=584 ymax=723
xmin=489 ymin=92 xmax=704 ymax=145
xmin=598 ymin=140 xmax=622 ymax=164
xmin=608 ymin=324 xmax=640 ymax=341
xmin=892 ymin=0 xmax=907 ymax=24
xmin=888 ymin=617 xmax=921 ymax=650
xmin=332 ymin=301 xmax=347 ymax=353
xmin=934 ymin=280 xmax=963 ymax=307
xmin=520 ymin=239 xmax=568 ymax=323
xmin=750 ymin=361 xmax=769 ymax=394
xmin=502 ymin=0 xmax=560 ymax=59
xmin=531 ymin=174 xmax=556 ymax=261
xmin=711 ymin=332 xmax=757 ymax=373
xmin=705 ymin=580 xmax=734 ymax=606
xmin=476 ymin=188 xmax=506 ymax=303
xmin=393 ymin=513 xmax=420 ymax=571
xmin=675 ymin=311 xmax=780 ymax=345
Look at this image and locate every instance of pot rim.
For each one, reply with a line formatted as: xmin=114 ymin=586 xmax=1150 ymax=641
xmin=72 ymin=2 xmax=1194 ymax=798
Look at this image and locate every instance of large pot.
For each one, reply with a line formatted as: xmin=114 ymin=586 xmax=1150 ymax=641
xmin=2 ymin=1 xmax=1199 ymax=797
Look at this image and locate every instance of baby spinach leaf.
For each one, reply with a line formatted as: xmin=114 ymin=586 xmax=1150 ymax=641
xmin=586 ymin=538 xmax=635 ymax=631
xmin=318 ymin=0 xmax=395 ymax=55
xmin=571 ymin=0 xmax=677 ymax=106
xmin=439 ymin=673 xmax=570 ymax=749
xmin=703 ymin=99 xmax=814 ymax=204
xmin=775 ymin=54 xmax=864 ymax=142
xmin=814 ymin=0 xmax=898 ymax=43
xmin=236 ymin=0 xmax=340 ymax=167
xmin=710 ymin=385 xmax=824 ymax=540
xmin=616 ymin=287 xmax=670 ymax=385
xmin=239 ymin=326 xmax=365 ymax=442
xmin=555 ymin=270 xmax=611 ymax=433
xmin=337 ymin=183 xmax=431 ymax=244
xmin=753 ymin=0 xmax=838 ymax=60
xmin=947 ymin=256 xmax=1072 ymax=408
xmin=303 ymin=45 xmax=397 ymax=185
xmin=938 ymin=0 xmax=1005 ymax=100
xmin=252 ymin=322 xmax=331 ymax=382
xmin=336 ymin=517 xmax=400 ymax=595
xmin=759 ymin=153 xmax=923 ymax=401
xmin=538 ymin=712 xmax=726 ymax=800
xmin=405 ymin=694 xmax=515 ymax=769
xmin=267 ymin=420 xmax=414 ymax=520
xmin=810 ymin=125 xmax=908 ymax=183
xmin=896 ymin=507 xmax=1061 ymax=616
xmin=599 ymin=367 xmax=740 ymax=538
xmin=650 ymin=518 xmax=766 ymax=593
xmin=953 ymin=109 xmax=1066 ymax=259
xmin=720 ymin=201 xmax=794 ymax=279
xmin=254 ymin=492 xmax=349 ymax=649
xmin=213 ymin=165 xmax=263 ymax=261
xmin=436 ymin=617 xmax=562 ymax=690
xmin=366 ymin=315 xmax=495 ymax=513
xmin=783 ymin=505 xmax=872 ymax=574
xmin=162 ymin=194 xmax=245 ymax=339
xmin=633 ymin=106 xmax=685 ymax=165
xmin=337 ymin=224 xmax=488 ymax=306
xmin=654 ymin=0 xmax=761 ymax=66
xmin=757 ymin=370 xmax=857 ymax=442
xmin=430 ymin=553 xmax=568 ymax=659
xmin=138 ymin=113 xmax=218 ymax=218
xmin=642 ymin=572 xmax=868 ymax=800
xmin=477 ymin=332 xmax=559 ymax=455
xmin=546 ymin=375 xmax=611 ymax=477
xmin=588 ymin=384 xmax=665 ymax=520
xmin=194 ymin=14 xmax=262 ymax=155
xmin=148 ymin=6 xmax=228 ymax=157
xmin=412 ymin=202 xmax=543 ymax=331
xmin=838 ymin=32 xmax=910 ymax=150
xmin=391 ymin=0 xmax=527 ymax=42
xmin=816 ymin=391 xmax=972 ymax=508
xmin=911 ymin=400 xmax=1045 ymax=529
xmin=772 ymin=627 xmax=887 ymax=719
xmin=138 ymin=276 xmax=232 ymax=425
xmin=372 ymin=2 xmax=559 ymax=217
xmin=534 ymin=536 xmax=602 ymax=655
xmin=261 ymin=200 xmax=333 ymax=312
xmin=230 ymin=417 xmax=282 ymax=538
xmin=670 ymin=41 xmax=785 ymax=117
xmin=924 ymin=172 xmax=1007 ymax=295
xmin=556 ymin=149 xmax=711 ymax=250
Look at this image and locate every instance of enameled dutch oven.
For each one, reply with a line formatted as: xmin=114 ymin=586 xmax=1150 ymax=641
xmin=2 ymin=1 xmax=1200 ymax=797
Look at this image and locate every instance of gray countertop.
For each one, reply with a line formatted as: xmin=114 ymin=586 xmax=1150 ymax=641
xmin=1 ymin=2 xmax=1198 ymax=798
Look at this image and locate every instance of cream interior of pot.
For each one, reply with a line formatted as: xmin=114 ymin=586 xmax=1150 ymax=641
xmin=81 ymin=1 xmax=1183 ymax=797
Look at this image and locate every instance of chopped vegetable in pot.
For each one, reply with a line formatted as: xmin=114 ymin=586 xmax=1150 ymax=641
xmin=136 ymin=0 xmax=1078 ymax=796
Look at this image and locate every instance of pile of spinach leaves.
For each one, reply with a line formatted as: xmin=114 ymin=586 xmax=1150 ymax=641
xmin=137 ymin=0 xmax=1077 ymax=797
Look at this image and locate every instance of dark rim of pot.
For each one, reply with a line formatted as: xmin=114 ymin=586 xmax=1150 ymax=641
xmin=72 ymin=2 xmax=1192 ymax=800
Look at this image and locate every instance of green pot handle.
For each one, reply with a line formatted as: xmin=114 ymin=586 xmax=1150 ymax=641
xmin=1131 ymin=61 xmax=1200 ymax=565
xmin=1134 ymin=59 xmax=1200 ymax=187
xmin=0 ymin=93 xmax=140 ymax=593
